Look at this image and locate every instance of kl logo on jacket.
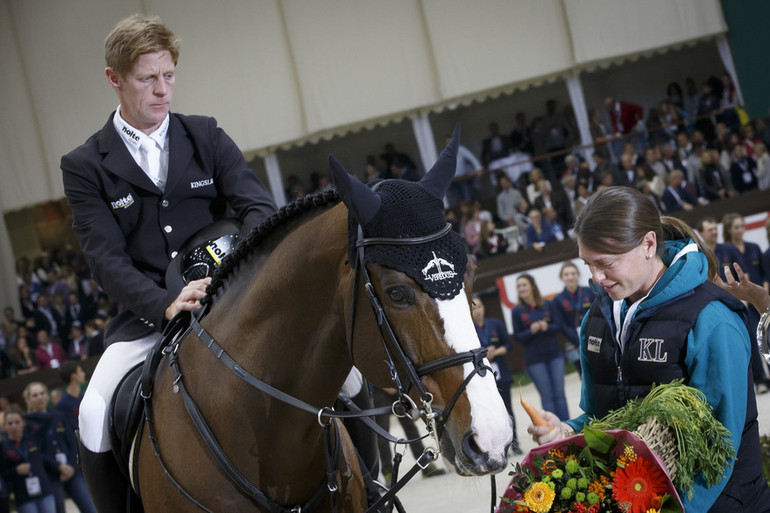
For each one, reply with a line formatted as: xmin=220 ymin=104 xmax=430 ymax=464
xmin=638 ymin=338 xmax=668 ymax=363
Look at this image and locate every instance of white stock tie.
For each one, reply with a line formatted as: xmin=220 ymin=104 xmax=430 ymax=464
xmin=141 ymin=138 xmax=165 ymax=191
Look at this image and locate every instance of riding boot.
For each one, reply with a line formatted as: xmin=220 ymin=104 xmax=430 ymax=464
xmin=77 ymin=439 xmax=139 ymax=513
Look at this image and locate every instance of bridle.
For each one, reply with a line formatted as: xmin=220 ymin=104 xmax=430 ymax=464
xmin=142 ymin=217 xmax=493 ymax=513
xmin=349 ymin=222 xmax=491 ymax=456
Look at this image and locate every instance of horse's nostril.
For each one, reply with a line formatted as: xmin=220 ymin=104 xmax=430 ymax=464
xmin=461 ymin=431 xmax=483 ymax=461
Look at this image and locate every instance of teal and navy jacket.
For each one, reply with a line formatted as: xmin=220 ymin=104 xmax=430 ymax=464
xmin=565 ymin=238 xmax=764 ymax=512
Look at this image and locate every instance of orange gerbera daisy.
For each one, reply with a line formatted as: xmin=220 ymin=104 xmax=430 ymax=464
xmin=612 ymin=458 xmax=668 ymax=513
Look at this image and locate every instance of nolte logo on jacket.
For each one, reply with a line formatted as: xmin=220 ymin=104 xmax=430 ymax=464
xmin=190 ymin=178 xmax=214 ymax=189
xmin=110 ymin=193 xmax=134 ymax=209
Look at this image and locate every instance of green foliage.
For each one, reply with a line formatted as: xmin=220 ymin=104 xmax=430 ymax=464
xmin=588 ymin=380 xmax=735 ymax=499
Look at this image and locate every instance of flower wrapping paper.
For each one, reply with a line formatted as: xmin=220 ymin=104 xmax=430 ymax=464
xmin=496 ymin=429 xmax=683 ymax=513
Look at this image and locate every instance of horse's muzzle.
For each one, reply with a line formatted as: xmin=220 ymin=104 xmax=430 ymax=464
xmin=441 ymin=427 xmax=510 ymax=476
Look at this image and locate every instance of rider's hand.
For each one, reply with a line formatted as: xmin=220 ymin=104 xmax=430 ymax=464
xmin=527 ymin=410 xmax=575 ymax=445
xmin=165 ymin=277 xmax=212 ymax=321
xmin=16 ymin=463 xmax=31 ymax=476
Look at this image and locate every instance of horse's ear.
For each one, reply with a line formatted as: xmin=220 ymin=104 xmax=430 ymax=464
xmin=419 ymin=123 xmax=460 ymax=201
xmin=328 ymin=155 xmax=382 ymax=225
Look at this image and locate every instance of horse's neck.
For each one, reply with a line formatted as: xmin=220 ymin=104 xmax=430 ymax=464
xmin=205 ymin=204 xmax=353 ymax=409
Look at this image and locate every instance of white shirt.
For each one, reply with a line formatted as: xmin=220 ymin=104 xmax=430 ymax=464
xmin=113 ymin=106 xmax=170 ymax=191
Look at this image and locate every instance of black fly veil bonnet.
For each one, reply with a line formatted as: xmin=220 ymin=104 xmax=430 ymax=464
xmin=330 ymin=125 xmax=467 ymax=300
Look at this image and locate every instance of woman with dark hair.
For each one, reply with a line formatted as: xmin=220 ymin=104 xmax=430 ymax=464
xmin=722 ymin=212 xmax=770 ymax=391
xmin=722 ymin=213 xmax=764 ymax=288
xmin=553 ymin=262 xmax=595 ymax=378
xmin=527 ymin=186 xmax=770 ymax=512
xmin=511 ymin=274 xmax=569 ymax=421
xmin=1 ymin=407 xmax=58 ymax=513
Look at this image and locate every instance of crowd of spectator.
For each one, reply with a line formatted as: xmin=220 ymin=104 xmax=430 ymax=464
xmin=1 ymin=249 xmax=115 ymax=380
xmin=443 ymin=72 xmax=769 ymax=259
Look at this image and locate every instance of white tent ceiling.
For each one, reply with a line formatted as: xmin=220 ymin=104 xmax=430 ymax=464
xmin=0 ymin=0 xmax=727 ymax=309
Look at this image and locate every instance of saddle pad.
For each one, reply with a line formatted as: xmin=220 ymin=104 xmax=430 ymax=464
xmin=109 ymin=363 xmax=145 ymax=481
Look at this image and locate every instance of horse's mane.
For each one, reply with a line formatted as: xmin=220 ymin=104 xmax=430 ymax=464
xmin=202 ymin=189 xmax=341 ymax=305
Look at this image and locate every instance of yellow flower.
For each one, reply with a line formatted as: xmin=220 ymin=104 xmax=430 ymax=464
xmin=645 ymin=509 xmax=659 ymax=513
xmin=524 ymin=481 xmax=556 ymax=513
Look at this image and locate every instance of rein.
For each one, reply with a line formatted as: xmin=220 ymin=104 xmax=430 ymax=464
xmin=145 ymin=220 xmax=493 ymax=513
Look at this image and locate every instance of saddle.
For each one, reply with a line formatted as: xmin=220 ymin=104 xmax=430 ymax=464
xmin=108 ymin=311 xmax=193 ymax=488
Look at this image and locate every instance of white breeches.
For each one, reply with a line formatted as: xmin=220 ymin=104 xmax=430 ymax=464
xmin=79 ymin=333 xmax=161 ymax=452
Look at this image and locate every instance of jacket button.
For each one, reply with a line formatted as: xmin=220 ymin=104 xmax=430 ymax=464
xmin=164 ymin=225 xmax=173 ymax=233
xmin=161 ymin=199 xmax=169 ymax=207
xmin=171 ymin=251 xmax=178 ymax=259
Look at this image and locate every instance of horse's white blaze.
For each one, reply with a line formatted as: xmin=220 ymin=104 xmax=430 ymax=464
xmin=436 ymin=290 xmax=513 ymax=461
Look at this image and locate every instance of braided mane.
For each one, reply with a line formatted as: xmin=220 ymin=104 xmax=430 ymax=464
xmin=202 ymin=189 xmax=341 ymax=305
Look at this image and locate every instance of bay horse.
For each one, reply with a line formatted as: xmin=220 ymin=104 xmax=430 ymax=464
xmin=133 ymin=127 xmax=513 ymax=512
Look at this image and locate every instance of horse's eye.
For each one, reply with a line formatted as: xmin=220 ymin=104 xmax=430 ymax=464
xmin=387 ymin=286 xmax=410 ymax=304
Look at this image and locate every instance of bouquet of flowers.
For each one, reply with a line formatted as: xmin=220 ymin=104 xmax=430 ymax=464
xmin=497 ymin=428 xmax=683 ymax=513
xmin=498 ymin=381 xmax=735 ymax=513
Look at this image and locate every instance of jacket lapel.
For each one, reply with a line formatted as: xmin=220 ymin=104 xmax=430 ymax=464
xmin=98 ymin=113 xmax=159 ymax=193
xmin=164 ymin=114 xmax=194 ymax=195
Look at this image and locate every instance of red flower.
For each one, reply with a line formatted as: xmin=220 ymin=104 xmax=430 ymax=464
xmin=612 ymin=457 xmax=668 ymax=513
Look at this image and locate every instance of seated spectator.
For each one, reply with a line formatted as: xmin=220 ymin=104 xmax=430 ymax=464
xmin=659 ymin=143 xmax=683 ymax=174
xmin=573 ymin=183 xmax=591 ymax=218
xmin=699 ymin=148 xmax=727 ymax=202
xmin=590 ymin=152 xmax=610 ymax=189
xmin=19 ymin=285 xmax=36 ymax=320
xmin=695 ymin=80 xmax=719 ymax=142
xmin=533 ymin=180 xmax=573 ymax=233
xmin=1 ymin=306 xmax=21 ymax=344
xmin=447 ymin=134 xmax=483 ymax=206
xmin=67 ymin=323 xmax=88 ymax=361
xmin=363 ymin=159 xmax=383 ymax=184
xmin=389 ymin=157 xmax=420 ymax=182
xmin=481 ymin=121 xmax=512 ymax=166
xmin=8 ymin=329 xmax=39 ymax=375
xmin=510 ymin=112 xmax=533 ymax=155
xmin=542 ymin=207 xmax=566 ymax=241
xmin=496 ymin=175 xmax=524 ymax=227
xmin=742 ymin=124 xmax=761 ymax=158
xmin=613 ymin=153 xmax=638 ymax=187
xmin=380 ymin=143 xmax=418 ymax=178
xmin=463 ymin=202 xmax=483 ymax=256
xmin=755 ymin=142 xmax=770 ymax=190
xmin=284 ymin=174 xmax=306 ymax=202
xmin=661 ymin=169 xmax=697 ymax=212
xmin=525 ymin=167 xmax=550 ymax=205
xmin=84 ymin=319 xmax=104 ymax=358
xmin=636 ymin=180 xmax=664 ymax=214
xmin=479 ymin=219 xmax=509 ymax=258
xmin=34 ymin=330 xmax=67 ymax=369
xmin=729 ymin=143 xmax=758 ymax=194
xmin=696 ymin=217 xmax=745 ymax=283
xmin=525 ymin=208 xmax=556 ymax=251
xmin=33 ymin=294 xmax=61 ymax=342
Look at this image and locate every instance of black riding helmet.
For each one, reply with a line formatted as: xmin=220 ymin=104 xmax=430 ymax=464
xmin=165 ymin=218 xmax=241 ymax=296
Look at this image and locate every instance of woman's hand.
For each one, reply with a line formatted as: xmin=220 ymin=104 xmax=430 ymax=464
xmin=526 ymin=410 xmax=574 ymax=445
